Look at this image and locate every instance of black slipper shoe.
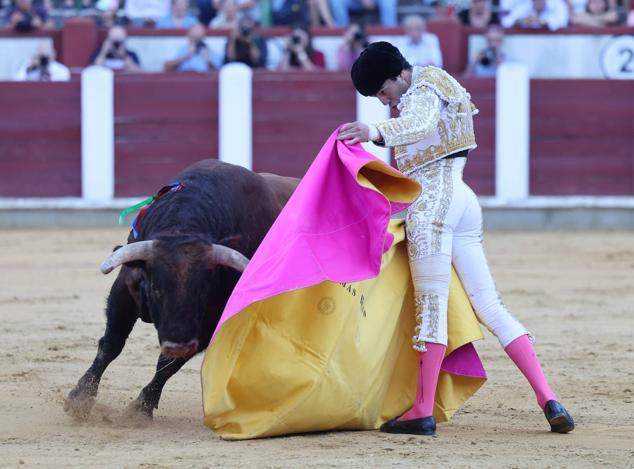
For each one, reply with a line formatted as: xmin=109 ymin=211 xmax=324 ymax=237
xmin=380 ymin=415 xmax=436 ymax=436
xmin=544 ymin=400 xmax=575 ymax=433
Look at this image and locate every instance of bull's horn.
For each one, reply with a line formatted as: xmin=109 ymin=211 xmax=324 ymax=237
xmin=210 ymin=244 xmax=249 ymax=272
xmin=100 ymin=240 xmax=155 ymax=274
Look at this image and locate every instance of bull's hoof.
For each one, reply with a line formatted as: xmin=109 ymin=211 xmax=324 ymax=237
xmin=124 ymin=397 xmax=155 ymax=422
xmin=64 ymin=390 xmax=96 ymax=420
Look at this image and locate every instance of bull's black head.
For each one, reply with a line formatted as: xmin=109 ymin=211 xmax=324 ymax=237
xmin=102 ymin=234 xmax=248 ymax=358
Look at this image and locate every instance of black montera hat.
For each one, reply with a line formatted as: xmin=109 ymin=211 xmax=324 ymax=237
xmin=351 ymin=41 xmax=410 ymax=97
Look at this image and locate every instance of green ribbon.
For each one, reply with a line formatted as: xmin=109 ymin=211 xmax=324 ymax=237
xmin=118 ymin=195 xmax=155 ymax=225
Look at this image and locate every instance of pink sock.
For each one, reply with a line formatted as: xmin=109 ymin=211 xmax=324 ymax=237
xmin=504 ymin=334 xmax=557 ymax=409
xmin=398 ymin=342 xmax=446 ymax=421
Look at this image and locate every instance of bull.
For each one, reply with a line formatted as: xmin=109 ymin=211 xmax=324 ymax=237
xmin=65 ymin=160 xmax=298 ymax=419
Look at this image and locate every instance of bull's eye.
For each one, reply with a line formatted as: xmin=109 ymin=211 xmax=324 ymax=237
xmin=150 ymin=282 xmax=162 ymax=298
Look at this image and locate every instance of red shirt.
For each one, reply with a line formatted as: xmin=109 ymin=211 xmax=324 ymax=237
xmin=310 ymin=50 xmax=326 ymax=69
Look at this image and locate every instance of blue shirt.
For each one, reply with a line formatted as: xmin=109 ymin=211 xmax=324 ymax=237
xmin=155 ymin=15 xmax=198 ymax=28
xmin=174 ymin=44 xmax=214 ymax=72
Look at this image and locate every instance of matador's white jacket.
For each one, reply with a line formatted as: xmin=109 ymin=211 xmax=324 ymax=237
xmin=374 ymin=65 xmax=479 ymax=171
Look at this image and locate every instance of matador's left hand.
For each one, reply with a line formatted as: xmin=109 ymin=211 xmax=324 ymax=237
xmin=337 ymin=121 xmax=370 ymax=145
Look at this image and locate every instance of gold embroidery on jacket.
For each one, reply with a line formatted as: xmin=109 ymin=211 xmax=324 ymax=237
xmin=377 ymin=66 xmax=478 ymax=175
xmin=376 ymin=87 xmax=441 ymax=147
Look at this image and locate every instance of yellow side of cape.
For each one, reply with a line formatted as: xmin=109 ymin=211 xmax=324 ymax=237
xmin=201 ymin=220 xmax=485 ymax=440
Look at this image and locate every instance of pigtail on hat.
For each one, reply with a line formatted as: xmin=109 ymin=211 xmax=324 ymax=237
xmin=351 ymin=41 xmax=410 ymax=97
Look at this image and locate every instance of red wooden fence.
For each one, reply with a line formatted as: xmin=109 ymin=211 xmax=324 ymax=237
xmin=0 ymin=81 xmax=81 ymax=197
xmin=461 ymin=77 xmax=496 ymax=196
xmin=1 ymin=75 xmax=632 ymax=198
xmin=252 ymin=71 xmax=356 ymax=177
xmin=530 ymin=80 xmax=634 ymax=196
xmin=113 ymin=73 xmax=219 ymax=197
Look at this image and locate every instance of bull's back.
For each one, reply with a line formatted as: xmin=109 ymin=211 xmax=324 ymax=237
xmin=151 ymin=160 xmax=297 ymax=256
xmin=259 ymin=173 xmax=299 ymax=211
xmin=177 ymin=160 xmax=298 ymax=211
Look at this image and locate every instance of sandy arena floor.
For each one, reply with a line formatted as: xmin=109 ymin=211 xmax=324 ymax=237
xmin=1 ymin=228 xmax=633 ymax=468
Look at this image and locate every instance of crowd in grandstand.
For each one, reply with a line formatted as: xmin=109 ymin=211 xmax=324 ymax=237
xmin=3 ymin=0 xmax=633 ymax=81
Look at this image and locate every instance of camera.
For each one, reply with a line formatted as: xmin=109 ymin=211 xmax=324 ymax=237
xmin=112 ymin=40 xmax=123 ymax=51
xmin=479 ymin=47 xmax=497 ymax=67
xmin=291 ymin=34 xmax=301 ymax=45
xmin=240 ymin=25 xmax=253 ymax=37
xmin=39 ymin=55 xmax=49 ymax=68
xmin=353 ymin=31 xmax=363 ymax=42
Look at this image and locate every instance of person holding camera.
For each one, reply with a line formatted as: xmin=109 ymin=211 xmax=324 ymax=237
xmin=2 ymin=0 xmax=54 ymax=32
xmin=224 ymin=15 xmax=268 ymax=68
xmin=164 ymin=23 xmax=218 ymax=72
xmin=336 ymin=23 xmax=368 ymax=71
xmin=466 ymin=24 xmax=506 ymax=77
xmin=278 ymin=25 xmax=325 ymax=70
xmin=91 ymin=26 xmax=142 ymax=72
xmin=14 ymin=41 xmax=70 ymax=81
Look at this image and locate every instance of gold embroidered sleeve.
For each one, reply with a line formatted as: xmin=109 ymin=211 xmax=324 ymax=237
xmin=375 ymin=87 xmax=442 ymax=147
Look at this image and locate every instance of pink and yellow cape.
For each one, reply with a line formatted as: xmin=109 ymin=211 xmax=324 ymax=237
xmin=201 ymin=130 xmax=486 ymax=440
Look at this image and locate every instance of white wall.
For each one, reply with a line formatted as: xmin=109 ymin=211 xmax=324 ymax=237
xmin=468 ymin=33 xmax=627 ymax=79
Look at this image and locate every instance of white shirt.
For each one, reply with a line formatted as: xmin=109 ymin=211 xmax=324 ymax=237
xmin=14 ymin=61 xmax=71 ymax=81
xmin=400 ymin=33 xmax=443 ymax=68
xmin=501 ymin=0 xmax=569 ymax=31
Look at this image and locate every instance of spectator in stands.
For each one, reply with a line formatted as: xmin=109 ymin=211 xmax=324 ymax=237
xmin=278 ymin=24 xmax=325 ymax=70
xmin=14 ymin=41 xmax=70 ymax=81
xmin=95 ymin=0 xmax=121 ymax=28
xmin=124 ymin=0 xmax=171 ymax=26
xmin=197 ymin=0 xmax=218 ymax=25
xmin=501 ymin=0 xmax=569 ymax=30
xmin=458 ymin=0 xmax=500 ymax=27
xmin=466 ymin=24 xmax=506 ymax=76
xmin=629 ymin=8 xmax=634 ymax=26
xmin=309 ymin=0 xmax=336 ymax=26
xmin=91 ymin=25 xmax=142 ymax=71
xmin=272 ymin=0 xmax=311 ymax=26
xmin=336 ymin=23 xmax=368 ymax=70
xmin=210 ymin=0 xmax=240 ymax=27
xmin=271 ymin=0 xmax=335 ymax=27
xmin=399 ymin=14 xmax=442 ymax=68
xmin=164 ymin=23 xmax=218 ymax=71
xmin=569 ymin=0 xmax=617 ymax=26
xmin=64 ymin=0 xmax=93 ymax=8
xmin=330 ymin=0 xmax=398 ymax=27
xmin=211 ymin=0 xmax=259 ymax=27
xmin=2 ymin=0 xmax=54 ymax=32
xmin=224 ymin=15 xmax=268 ymax=67
xmin=156 ymin=0 xmax=198 ymax=28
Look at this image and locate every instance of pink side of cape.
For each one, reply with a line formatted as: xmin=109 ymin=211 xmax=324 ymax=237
xmin=213 ymin=129 xmax=408 ymax=334
xmin=210 ymin=128 xmax=486 ymax=379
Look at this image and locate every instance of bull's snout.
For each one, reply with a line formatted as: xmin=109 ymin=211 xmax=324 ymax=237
xmin=160 ymin=339 xmax=199 ymax=358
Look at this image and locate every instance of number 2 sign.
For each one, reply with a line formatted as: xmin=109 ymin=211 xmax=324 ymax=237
xmin=601 ymin=36 xmax=634 ymax=80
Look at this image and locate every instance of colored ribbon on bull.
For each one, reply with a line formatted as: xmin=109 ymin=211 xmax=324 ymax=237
xmin=118 ymin=196 xmax=155 ymax=225
xmin=118 ymin=182 xmax=183 ymax=238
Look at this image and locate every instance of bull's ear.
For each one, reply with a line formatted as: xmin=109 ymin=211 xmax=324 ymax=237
xmin=124 ymin=266 xmax=144 ymax=284
xmin=123 ymin=267 xmax=145 ymax=313
xmin=218 ymin=235 xmax=242 ymax=248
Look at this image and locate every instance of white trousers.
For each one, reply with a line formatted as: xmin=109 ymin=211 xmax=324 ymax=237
xmin=405 ymin=157 xmax=527 ymax=351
